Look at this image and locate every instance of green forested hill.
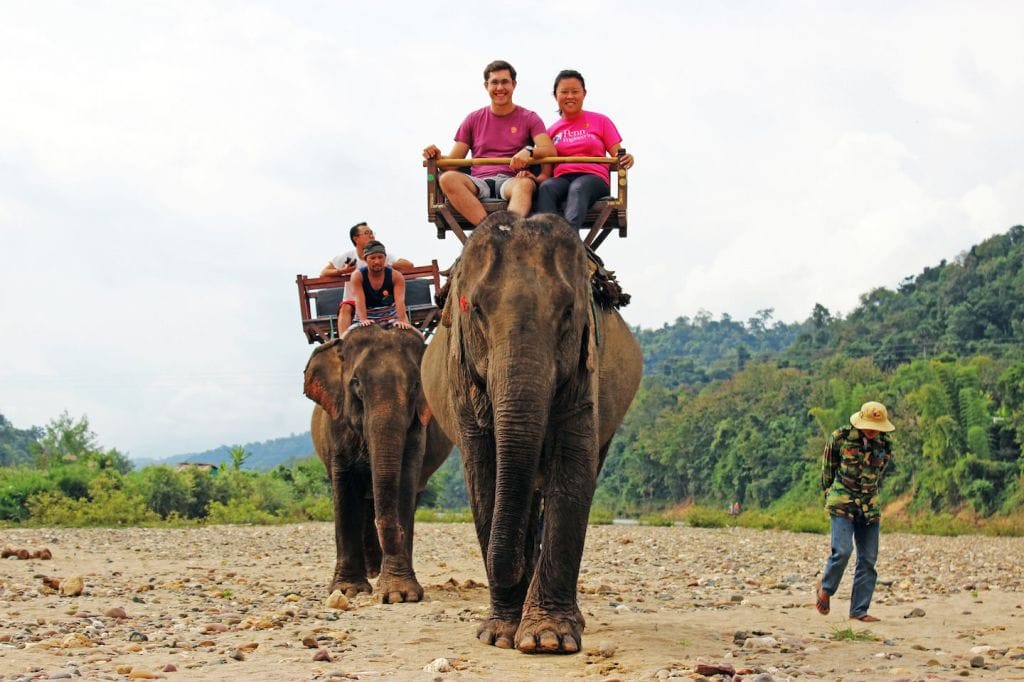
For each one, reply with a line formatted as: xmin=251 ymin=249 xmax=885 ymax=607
xmin=5 ymin=226 xmax=1023 ymax=522
xmin=0 ymin=415 xmax=42 ymax=467
xmin=159 ymin=432 xmax=314 ymax=471
xmin=600 ymin=225 xmax=1024 ymax=518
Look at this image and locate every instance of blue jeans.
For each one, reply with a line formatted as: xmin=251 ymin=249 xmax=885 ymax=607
xmin=821 ymin=514 xmax=880 ymax=617
xmin=535 ymin=173 xmax=610 ymax=228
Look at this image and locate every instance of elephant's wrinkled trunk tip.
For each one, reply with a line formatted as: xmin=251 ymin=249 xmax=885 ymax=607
xmin=375 ymin=516 xmax=405 ymax=555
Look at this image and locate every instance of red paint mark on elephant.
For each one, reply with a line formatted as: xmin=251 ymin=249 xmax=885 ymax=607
xmin=459 ymin=295 xmax=469 ymax=313
xmin=304 ymin=379 xmax=338 ymax=419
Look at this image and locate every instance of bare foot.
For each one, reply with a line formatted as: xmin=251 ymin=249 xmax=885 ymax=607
xmin=815 ymin=578 xmax=830 ymax=615
xmin=476 ymin=616 xmax=519 ymax=649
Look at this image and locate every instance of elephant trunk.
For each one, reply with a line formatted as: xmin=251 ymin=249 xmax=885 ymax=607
xmin=487 ymin=345 xmax=554 ymax=588
xmin=365 ymin=407 xmax=409 ymax=556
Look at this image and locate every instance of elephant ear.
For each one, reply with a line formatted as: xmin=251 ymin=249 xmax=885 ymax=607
xmin=416 ymin=390 xmax=432 ymax=427
xmin=303 ymin=338 xmax=345 ymax=419
xmin=446 ymin=292 xmax=493 ymax=431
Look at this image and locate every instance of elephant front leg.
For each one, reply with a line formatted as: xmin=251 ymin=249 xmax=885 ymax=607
xmin=330 ymin=467 xmax=373 ymax=597
xmin=515 ymin=430 xmax=596 ymax=654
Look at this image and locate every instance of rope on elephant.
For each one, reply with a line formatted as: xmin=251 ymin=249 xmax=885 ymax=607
xmin=434 ymin=250 xmax=629 ymax=329
xmin=587 ymin=247 xmax=631 ymax=310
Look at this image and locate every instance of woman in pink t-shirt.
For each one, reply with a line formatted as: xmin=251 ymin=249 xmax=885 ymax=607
xmin=534 ymin=70 xmax=635 ymax=228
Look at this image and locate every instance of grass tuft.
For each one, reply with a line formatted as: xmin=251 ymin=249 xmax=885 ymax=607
xmin=831 ymin=626 xmax=877 ymax=641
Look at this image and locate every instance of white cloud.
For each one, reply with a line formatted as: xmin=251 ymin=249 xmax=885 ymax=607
xmin=2 ymin=2 xmax=1023 ymax=456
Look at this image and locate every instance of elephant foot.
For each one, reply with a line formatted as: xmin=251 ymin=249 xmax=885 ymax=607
xmin=515 ymin=606 xmax=585 ymax=654
xmin=330 ymin=566 xmax=372 ymax=598
xmin=476 ymin=615 xmax=519 ymax=649
xmin=376 ymin=573 xmax=424 ymax=604
xmin=330 ymin=578 xmax=372 ymax=598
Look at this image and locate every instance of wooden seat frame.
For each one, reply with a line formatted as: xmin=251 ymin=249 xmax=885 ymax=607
xmin=295 ymin=260 xmax=442 ymax=344
xmin=425 ymin=156 xmax=627 ymax=250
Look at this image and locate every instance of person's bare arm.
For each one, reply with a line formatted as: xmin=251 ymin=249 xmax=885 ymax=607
xmin=608 ymin=143 xmax=634 ymax=170
xmin=423 ymin=141 xmax=470 ymax=160
xmin=391 ymin=258 xmax=414 ymax=272
xmin=351 ymin=270 xmax=371 ymax=326
xmin=392 ymin=271 xmax=411 ymax=328
xmin=532 ymin=133 xmax=556 ymax=160
xmin=320 ymin=255 xmax=356 ymax=277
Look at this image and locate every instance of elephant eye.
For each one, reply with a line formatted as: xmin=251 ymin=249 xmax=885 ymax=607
xmin=349 ymin=376 xmax=362 ymax=397
xmin=562 ymin=305 xmax=574 ymax=322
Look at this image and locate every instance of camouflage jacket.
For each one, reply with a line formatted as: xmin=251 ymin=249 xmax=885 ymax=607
xmin=821 ymin=427 xmax=893 ymax=523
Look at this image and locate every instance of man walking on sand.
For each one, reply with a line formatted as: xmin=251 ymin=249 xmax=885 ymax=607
xmin=816 ymin=400 xmax=895 ymax=622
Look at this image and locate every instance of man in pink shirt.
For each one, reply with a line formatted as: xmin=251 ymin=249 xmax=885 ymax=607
xmin=423 ymin=60 xmax=555 ymax=225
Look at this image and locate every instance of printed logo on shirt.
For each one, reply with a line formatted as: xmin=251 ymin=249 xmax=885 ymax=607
xmin=559 ymin=128 xmax=593 ymax=141
xmin=510 ymin=126 xmax=518 ymax=133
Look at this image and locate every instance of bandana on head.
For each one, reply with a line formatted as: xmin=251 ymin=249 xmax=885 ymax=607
xmin=363 ymin=240 xmax=386 ymax=256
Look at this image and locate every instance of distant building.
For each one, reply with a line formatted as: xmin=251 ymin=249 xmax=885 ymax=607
xmin=175 ymin=462 xmax=219 ymax=474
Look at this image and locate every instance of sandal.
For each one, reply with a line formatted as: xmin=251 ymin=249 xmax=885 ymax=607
xmin=850 ymin=614 xmax=879 ymax=622
xmin=815 ymin=578 xmax=830 ymax=615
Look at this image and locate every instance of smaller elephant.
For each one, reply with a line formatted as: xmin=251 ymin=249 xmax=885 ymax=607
xmin=304 ymin=325 xmax=452 ymax=603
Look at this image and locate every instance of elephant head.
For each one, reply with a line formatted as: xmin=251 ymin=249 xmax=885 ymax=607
xmin=304 ymin=326 xmax=431 ymax=556
xmin=442 ymin=212 xmax=597 ymax=588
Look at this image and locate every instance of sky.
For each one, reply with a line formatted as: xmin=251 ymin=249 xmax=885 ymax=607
xmin=2 ymin=1 xmax=1022 ymax=460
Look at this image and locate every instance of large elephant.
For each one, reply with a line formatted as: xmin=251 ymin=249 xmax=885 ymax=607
xmin=304 ymin=325 xmax=452 ymax=603
xmin=422 ymin=212 xmax=642 ymax=653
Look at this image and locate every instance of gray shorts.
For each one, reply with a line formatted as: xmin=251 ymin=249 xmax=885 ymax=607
xmin=470 ymin=174 xmax=515 ymax=200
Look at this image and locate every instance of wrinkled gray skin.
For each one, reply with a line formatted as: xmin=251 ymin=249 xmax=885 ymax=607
xmin=304 ymin=325 xmax=452 ymax=603
xmin=422 ymin=212 xmax=642 ymax=653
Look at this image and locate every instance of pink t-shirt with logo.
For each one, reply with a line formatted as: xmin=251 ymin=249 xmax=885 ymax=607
xmin=455 ymin=106 xmax=547 ymax=178
xmin=547 ymin=111 xmax=622 ymax=183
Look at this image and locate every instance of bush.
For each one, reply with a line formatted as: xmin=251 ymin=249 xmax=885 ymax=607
xmin=296 ymin=495 xmax=333 ymax=522
xmin=588 ymin=506 xmax=615 ymax=525
xmin=206 ymin=499 xmax=278 ymax=525
xmin=55 ymin=464 xmax=94 ymax=500
xmin=415 ymin=508 xmax=473 ymax=523
xmin=0 ymin=468 xmax=55 ymax=521
xmin=683 ymin=506 xmax=729 ymax=528
xmin=26 ymin=477 xmax=158 ymax=526
xmin=138 ymin=466 xmax=192 ymax=519
xmin=638 ymin=512 xmax=676 ymax=527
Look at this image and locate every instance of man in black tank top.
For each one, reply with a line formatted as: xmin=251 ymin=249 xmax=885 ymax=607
xmin=348 ymin=240 xmax=413 ymax=333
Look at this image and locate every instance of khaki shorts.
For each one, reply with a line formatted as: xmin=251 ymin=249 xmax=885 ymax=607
xmin=470 ymin=174 xmax=515 ymax=200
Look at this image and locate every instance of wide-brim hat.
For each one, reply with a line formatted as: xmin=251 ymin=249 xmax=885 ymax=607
xmin=850 ymin=401 xmax=895 ymax=432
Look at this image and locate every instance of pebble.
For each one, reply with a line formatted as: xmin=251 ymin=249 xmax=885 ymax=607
xmin=313 ymin=648 xmax=332 ymax=662
xmin=423 ymin=657 xmax=451 ymax=672
xmin=104 ymin=606 xmax=128 ymax=619
xmin=58 ymin=576 xmax=84 ymax=597
xmin=326 ymin=590 xmax=349 ymax=610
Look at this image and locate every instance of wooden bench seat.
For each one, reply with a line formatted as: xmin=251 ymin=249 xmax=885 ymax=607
xmin=424 ymin=156 xmax=628 ymax=250
xmin=295 ymin=261 xmax=442 ymax=344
